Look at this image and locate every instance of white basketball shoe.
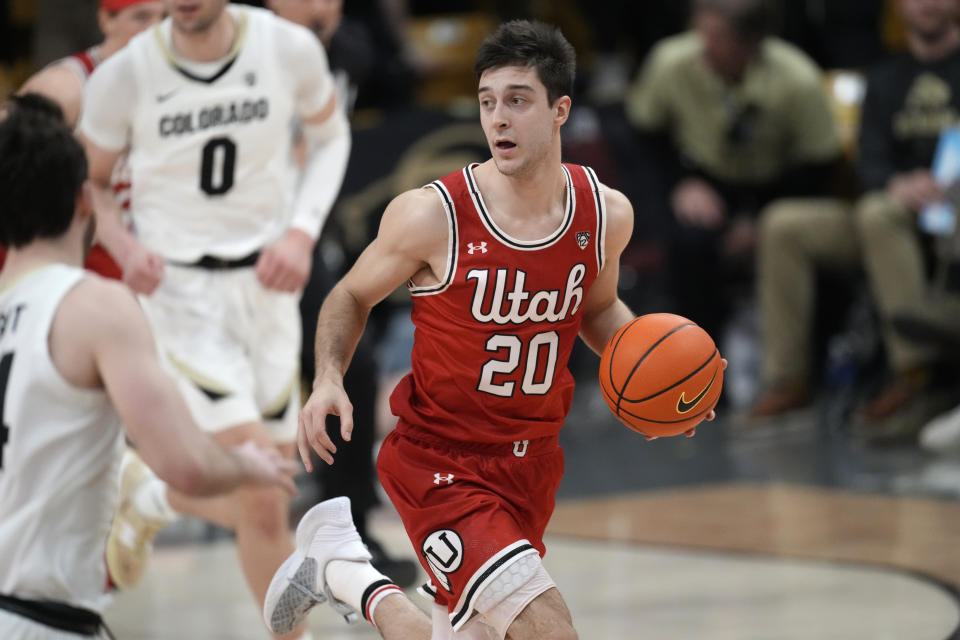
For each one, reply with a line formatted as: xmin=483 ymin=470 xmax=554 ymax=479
xmin=263 ymin=497 xmax=373 ymax=634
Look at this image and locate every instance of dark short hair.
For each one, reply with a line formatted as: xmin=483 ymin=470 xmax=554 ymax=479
xmin=474 ymin=20 xmax=576 ymax=105
xmin=694 ymin=0 xmax=773 ymax=42
xmin=0 ymin=93 xmax=87 ymax=248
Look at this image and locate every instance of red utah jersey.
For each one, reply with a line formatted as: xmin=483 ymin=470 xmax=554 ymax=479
xmin=390 ymin=163 xmax=607 ymax=445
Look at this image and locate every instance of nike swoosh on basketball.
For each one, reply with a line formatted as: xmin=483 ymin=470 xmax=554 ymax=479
xmin=676 ymin=369 xmax=717 ymax=414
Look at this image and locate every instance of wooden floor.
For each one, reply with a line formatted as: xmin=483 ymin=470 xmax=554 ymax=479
xmin=549 ymin=483 xmax=960 ymax=587
xmin=103 ymin=485 xmax=960 ymax=639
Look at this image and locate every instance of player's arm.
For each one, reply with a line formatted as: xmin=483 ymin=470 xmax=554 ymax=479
xmin=299 ymin=188 xmax=447 ymax=468
xmin=78 ymin=52 xmax=165 ymax=295
xmin=578 ymin=185 xmax=636 ymax=355
xmin=58 ymin=278 xmax=296 ymax=495
xmin=17 ymin=66 xmax=84 ymax=129
xmin=256 ymin=22 xmax=351 ymax=292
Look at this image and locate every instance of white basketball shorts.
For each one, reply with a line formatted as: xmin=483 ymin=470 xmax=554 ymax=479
xmin=139 ymin=264 xmax=300 ymax=442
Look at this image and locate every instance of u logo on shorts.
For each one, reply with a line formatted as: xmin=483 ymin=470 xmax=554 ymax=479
xmin=512 ymin=440 xmax=529 ymax=457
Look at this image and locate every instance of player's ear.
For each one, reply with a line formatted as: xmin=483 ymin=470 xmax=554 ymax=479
xmin=554 ymin=95 xmax=571 ymax=127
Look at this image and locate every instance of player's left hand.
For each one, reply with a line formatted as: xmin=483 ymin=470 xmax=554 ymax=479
xmin=256 ymin=228 xmax=314 ymax=292
xmin=645 ymin=358 xmax=727 ymax=441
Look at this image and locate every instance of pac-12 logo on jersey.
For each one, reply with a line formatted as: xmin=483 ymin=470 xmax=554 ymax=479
xmin=576 ymin=231 xmax=590 ymax=249
xmin=422 ymin=529 xmax=464 ymax=592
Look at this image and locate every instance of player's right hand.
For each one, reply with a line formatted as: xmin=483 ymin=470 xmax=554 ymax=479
xmin=231 ymin=440 xmax=298 ymax=495
xmin=121 ymin=244 xmax=165 ymax=295
xmin=298 ymin=380 xmax=354 ymax=471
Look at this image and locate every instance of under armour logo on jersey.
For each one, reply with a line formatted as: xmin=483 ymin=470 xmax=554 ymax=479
xmin=576 ymin=231 xmax=591 ymax=250
xmin=467 ymin=242 xmax=488 ymax=254
xmin=434 ymin=473 xmax=455 ymax=485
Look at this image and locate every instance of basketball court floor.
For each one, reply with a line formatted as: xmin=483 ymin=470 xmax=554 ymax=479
xmin=103 ymin=379 xmax=960 ymax=639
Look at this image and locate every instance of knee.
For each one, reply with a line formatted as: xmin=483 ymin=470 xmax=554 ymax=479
xmin=854 ymin=192 xmax=907 ymax=237
xmin=758 ymin=199 xmax=813 ymax=247
xmin=549 ymin=626 xmax=578 ymax=640
xmin=237 ymin=487 xmax=289 ymax=539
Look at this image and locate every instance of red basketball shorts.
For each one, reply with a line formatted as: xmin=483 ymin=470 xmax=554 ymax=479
xmin=376 ymin=423 xmax=564 ymax=630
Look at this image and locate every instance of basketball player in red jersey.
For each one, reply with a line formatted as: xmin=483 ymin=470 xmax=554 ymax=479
xmin=12 ymin=0 xmax=165 ymax=279
xmin=264 ymin=20 xmax=720 ymax=640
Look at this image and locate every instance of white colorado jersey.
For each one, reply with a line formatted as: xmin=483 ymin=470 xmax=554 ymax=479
xmin=0 ymin=265 xmax=123 ymax=611
xmin=80 ymin=5 xmax=334 ymax=262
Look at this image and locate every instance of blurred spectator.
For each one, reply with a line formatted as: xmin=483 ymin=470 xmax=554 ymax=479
xmin=625 ymin=0 xmax=842 ymax=344
xmin=749 ymin=0 xmax=960 ymax=444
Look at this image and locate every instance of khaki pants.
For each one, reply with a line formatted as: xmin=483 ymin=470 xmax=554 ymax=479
xmin=757 ymin=192 xmax=933 ymax=386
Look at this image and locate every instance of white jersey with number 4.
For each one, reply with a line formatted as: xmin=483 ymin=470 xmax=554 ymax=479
xmin=80 ymin=5 xmax=335 ymax=263
xmin=0 ymin=265 xmax=123 ymax=611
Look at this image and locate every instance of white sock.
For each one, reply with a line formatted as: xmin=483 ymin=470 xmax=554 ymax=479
xmin=325 ymin=560 xmax=402 ymax=625
xmin=132 ymin=476 xmax=179 ymax=523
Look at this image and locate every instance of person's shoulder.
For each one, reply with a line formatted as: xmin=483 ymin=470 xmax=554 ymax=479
xmin=18 ymin=65 xmax=84 ymax=126
xmin=88 ymin=40 xmax=137 ymax=84
xmin=598 ymin=183 xmax=632 ymax=225
xmin=62 ymin=276 xmax=139 ymax=325
xmin=387 ymin=186 xmax=448 ymax=222
xmin=262 ymin=8 xmax=326 ymax=64
xmin=378 ymin=187 xmax=450 ymax=245
xmin=762 ymin=37 xmax=824 ymax=85
xmin=259 ymin=6 xmax=316 ymax=45
xmin=646 ymin=32 xmax=700 ymax=70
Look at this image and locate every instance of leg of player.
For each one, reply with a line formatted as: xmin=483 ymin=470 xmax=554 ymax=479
xmin=502 ymin=588 xmax=577 ymax=639
xmin=122 ymin=422 xmax=307 ymax=639
xmin=107 ymin=448 xmax=195 ymax=590
xmin=212 ymin=423 xmax=306 ymax=639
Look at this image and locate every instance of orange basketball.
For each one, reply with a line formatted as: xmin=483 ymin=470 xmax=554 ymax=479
xmin=599 ymin=313 xmax=723 ymax=437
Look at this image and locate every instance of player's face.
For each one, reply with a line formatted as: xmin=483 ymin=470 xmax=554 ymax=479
xmin=269 ymin=0 xmax=342 ymax=45
xmin=165 ymin=0 xmax=228 ymax=34
xmin=478 ymin=65 xmax=567 ymax=178
xmin=101 ymin=2 xmax=165 ymax=46
xmin=694 ymin=10 xmax=755 ymax=80
xmin=900 ymin=0 xmax=958 ymax=42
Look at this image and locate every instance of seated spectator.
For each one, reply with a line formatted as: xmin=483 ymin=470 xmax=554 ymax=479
xmin=625 ymin=0 xmax=842 ymax=343
xmin=749 ymin=0 xmax=960 ymax=444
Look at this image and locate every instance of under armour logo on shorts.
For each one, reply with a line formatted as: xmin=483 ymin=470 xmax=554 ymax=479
xmin=467 ymin=242 xmax=488 ymax=254
xmin=434 ymin=473 xmax=455 ymax=485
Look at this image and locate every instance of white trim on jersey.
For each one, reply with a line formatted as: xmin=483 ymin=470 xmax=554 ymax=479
xmin=409 ymin=181 xmax=459 ymax=297
xmin=584 ymin=166 xmax=607 ymax=273
xmin=448 ymin=539 xmax=539 ymax=631
xmin=464 ymin=163 xmax=575 ymax=251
